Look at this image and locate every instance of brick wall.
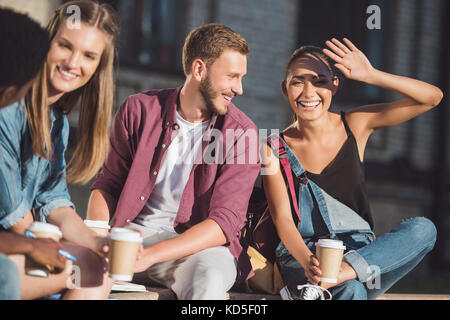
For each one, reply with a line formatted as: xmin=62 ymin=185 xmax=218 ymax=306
xmin=215 ymin=0 xmax=298 ymax=131
xmin=363 ymin=0 xmax=448 ymax=274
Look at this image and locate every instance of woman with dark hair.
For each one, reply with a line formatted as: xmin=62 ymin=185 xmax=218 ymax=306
xmin=262 ymin=38 xmax=443 ymax=300
xmin=0 ymin=1 xmax=120 ymax=299
xmin=0 ymin=7 xmax=51 ymax=300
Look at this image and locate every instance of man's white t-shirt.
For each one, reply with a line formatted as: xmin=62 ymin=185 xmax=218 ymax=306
xmin=134 ymin=111 xmax=210 ymax=233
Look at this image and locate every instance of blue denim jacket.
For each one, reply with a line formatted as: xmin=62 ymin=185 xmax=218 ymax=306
xmin=0 ymin=100 xmax=74 ymax=229
xmin=273 ymin=134 xmax=376 ymax=259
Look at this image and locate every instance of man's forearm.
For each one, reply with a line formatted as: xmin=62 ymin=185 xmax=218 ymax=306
xmin=86 ymin=189 xmax=115 ymax=222
xmin=137 ymin=219 xmax=227 ymax=271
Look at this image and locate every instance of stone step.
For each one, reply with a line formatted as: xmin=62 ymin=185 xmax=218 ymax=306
xmin=110 ymin=286 xmax=450 ymax=300
xmin=375 ymin=293 xmax=450 ymax=300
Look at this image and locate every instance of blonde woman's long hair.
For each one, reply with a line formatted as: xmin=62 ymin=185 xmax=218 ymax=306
xmin=25 ymin=0 xmax=120 ymax=185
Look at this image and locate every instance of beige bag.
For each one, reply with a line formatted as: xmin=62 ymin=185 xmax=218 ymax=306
xmin=245 ymin=246 xmax=284 ymax=295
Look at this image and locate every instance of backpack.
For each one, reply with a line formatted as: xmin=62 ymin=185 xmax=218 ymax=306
xmin=241 ymin=134 xmax=301 ymax=294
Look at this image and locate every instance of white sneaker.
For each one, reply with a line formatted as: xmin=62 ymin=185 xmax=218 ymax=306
xmin=280 ymin=283 xmax=332 ymax=300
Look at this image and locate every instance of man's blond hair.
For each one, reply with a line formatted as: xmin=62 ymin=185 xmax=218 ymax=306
xmin=182 ymin=23 xmax=249 ymax=76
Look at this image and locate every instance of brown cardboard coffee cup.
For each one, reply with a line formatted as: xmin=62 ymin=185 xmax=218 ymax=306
xmin=315 ymin=239 xmax=346 ymax=284
xmin=84 ymin=220 xmax=111 ymax=236
xmin=108 ymin=228 xmax=142 ymax=281
xmin=25 ymin=222 xmax=63 ymax=277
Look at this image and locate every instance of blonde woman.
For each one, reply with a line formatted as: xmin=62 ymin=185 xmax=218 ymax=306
xmin=0 ymin=1 xmax=119 ymax=299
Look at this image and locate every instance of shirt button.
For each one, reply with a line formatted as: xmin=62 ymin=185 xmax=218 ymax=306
xmin=153 ymin=171 xmax=158 ymax=176
xmin=140 ymin=196 xmax=145 ymax=201
xmin=162 ymin=144 xmax=166 ymax=148
xmin=126 ymin=219 xmax=131 ymax=223
xmin=172 ymin=123 xmax=180 ymax=130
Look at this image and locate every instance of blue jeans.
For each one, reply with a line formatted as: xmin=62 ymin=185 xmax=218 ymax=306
xmin=278 ymin=217 xmax=437 ymax=300
xmin=0 ymin=253 xmax=20 ymax=300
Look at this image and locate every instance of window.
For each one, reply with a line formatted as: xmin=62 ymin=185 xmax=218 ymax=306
xmin=106 ymin=0 xmax=187 ymax=74
xmin=297 ymin=0 xmax=393 ymax=105
xmin=297 ymin=0 xmax=393 ymax=150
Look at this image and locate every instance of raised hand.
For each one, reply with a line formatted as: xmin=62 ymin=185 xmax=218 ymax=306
xmin=323 ymin=38 xmax=375 ymax=83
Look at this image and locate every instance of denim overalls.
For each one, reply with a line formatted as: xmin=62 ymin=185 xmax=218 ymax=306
xmin=273 ymin=134 xmax=437 ymax=300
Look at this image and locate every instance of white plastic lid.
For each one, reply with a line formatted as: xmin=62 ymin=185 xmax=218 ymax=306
xmin=84 ymin=220 xmax=111 ymax=229
xmin=315 ymin=239 xmax=346 ymax=250
xmin=108 ymin=228 xmax=142 ymax=243
xmin=28 ymin=222 xmax=63 ymax=238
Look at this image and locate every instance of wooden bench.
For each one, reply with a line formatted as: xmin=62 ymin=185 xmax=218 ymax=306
xmin=110 ymin=286 xmax=450 ymax=300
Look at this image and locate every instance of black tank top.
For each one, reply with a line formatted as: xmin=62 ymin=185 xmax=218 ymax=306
xmin=290 ymin=111 xmax=374 ymax=229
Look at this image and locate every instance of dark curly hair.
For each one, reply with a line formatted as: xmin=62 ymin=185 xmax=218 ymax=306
xmin=0 ymin=7 xmax=50 ymax=89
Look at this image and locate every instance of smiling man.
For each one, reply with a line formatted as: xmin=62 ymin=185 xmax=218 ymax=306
xmin=87 ymin=23 xmax=260 ymax=300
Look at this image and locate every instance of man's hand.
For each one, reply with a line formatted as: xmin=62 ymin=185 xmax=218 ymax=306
xmin=133 ymin=243 xmax=149 ymax=273
xmin=92 ymin=235 xmax=110 ymax=258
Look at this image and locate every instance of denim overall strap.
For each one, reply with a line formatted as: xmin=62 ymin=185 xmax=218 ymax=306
xmin=267 ymin=134 xmax=300 ymax=221
xmin=278 ymin=136 xmax=333 ymax=236
xmin=279 ymin=134 xmax=373 ymax=238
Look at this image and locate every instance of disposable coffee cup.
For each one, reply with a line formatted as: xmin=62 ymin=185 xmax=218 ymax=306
xmin=25 ymin=222 xmax=63 ymax=277
xmin=84 ymin=219 xmax=111 ymax=236
xmin=315 ymin=239 xmax=346 ymax=284
xmin=108 ymin=228 xmax=142 ymax=281
xmin=27 ymin=221 xmax=63 ymax=242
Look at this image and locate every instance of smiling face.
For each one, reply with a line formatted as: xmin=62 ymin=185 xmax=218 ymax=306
xmin=46 ymin=21 xmax=107 ymax=101
xmin=283 ymin=54 xmax=338 ymax=122
xmin=198 ymin=49 xmax=247 ymax=115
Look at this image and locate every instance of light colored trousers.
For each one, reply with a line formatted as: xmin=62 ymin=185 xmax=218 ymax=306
xmin=126 ymin=222 xmax=237 ymax=300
